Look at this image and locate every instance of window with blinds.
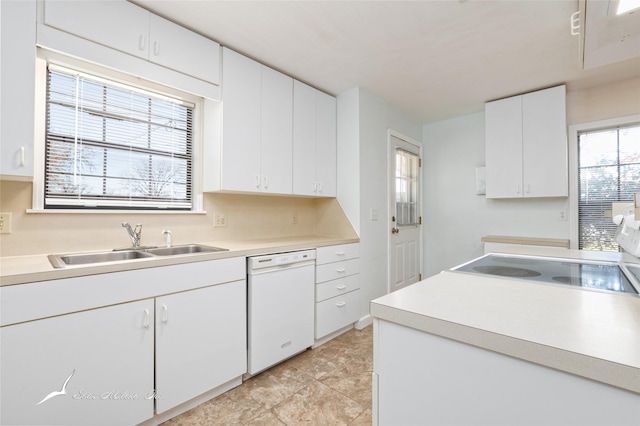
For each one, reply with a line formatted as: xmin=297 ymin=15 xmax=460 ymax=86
xmin=395 ymin=148 xmax=420 ymax=226
xmin=578 ymin=124 xmax=640 ymax=251
xmin=44 ymin=66 xmax=193 ymax=210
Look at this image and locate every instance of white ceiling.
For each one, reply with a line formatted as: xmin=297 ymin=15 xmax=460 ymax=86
xmin=133 ymin=0 xmax=640 ymax=123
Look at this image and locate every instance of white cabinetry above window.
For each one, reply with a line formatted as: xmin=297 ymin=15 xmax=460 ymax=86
xmin=485 ymin=85 xmax=568 ymax=199
xmin=37 ymin=0 xmax=221 ymax=99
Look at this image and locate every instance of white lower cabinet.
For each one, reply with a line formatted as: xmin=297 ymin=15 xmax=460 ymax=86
xmin=0 ymin=299 xmax=155 ymax=426
xmin=155 ymin=281 xmax=246 ymax=413
xmin=315 ymin=244 xmax=360 ymax=339
xmin=0 ymin=257 xmax=246 ymax=425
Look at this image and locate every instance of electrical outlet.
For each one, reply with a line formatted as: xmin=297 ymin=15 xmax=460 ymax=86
xmin=558 ymin=210 xmax=567 ymax=221
xmin=214 ymin=212 xmax=227 ymax=228
xmin=0 ymin=212 xmax=12 ymax=234
xmin=292 ymin=212 xmax=298 ymax=224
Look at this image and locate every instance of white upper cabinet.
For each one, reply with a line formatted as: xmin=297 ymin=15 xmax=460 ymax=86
xmin=38 ymin=0 xmax=221 ymax=98
xmin=1 ymin=0 xmax=36 ymax=179
xmin=260 ymin=66 xmax=294 ymax=194
xmin=293 ymin=81 xmax=337 ymax=197
xmin=43 ymin=0 xmax=149 ymax=59
xmin=207 ymin=48 xmax=292 ymax=194
xmin=485 ymin=85 xmax=568 ymax=198
xmin=148 ymin=14 xmax=220 ymax=84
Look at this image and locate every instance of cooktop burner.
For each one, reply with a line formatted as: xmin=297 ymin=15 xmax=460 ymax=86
xmin=453 ymin=254 xmax=638 ymax=295
xmin=473 ymin=265 xmax=541 ymax=278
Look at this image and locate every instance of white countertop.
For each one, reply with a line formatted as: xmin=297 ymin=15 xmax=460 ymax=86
xmin=0 ymin=235 xmax=359 ymax=286
xmin=371 ymin=250 xmax=640 ymax=394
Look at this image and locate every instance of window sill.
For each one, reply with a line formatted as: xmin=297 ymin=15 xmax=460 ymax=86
xmin=26 ymin=209 xmax=207 ymax=215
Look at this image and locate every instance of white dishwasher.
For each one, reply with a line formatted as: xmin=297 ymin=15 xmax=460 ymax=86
xmin=247 ymin=249 xmax=316 ymax=375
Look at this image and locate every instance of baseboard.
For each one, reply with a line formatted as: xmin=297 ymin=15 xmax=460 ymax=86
xmin=355 ymin=314 xmax=372 ymax=329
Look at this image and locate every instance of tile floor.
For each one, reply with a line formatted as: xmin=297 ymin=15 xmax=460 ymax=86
xmin=163 ymin=325 xmax=373 ymax=426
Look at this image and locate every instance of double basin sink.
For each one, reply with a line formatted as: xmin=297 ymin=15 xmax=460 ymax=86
xmin=48 ymin=244 xmax=228 ymax=268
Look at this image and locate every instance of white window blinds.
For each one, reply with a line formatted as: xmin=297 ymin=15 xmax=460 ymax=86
xmin=44 ymin=66 xmax=193 ymax=210
xmin=578 ymin=124 xmax=640 ymax=251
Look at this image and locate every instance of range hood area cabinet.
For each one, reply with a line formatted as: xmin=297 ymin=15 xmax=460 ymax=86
xmin=485 ymin=85 xmax=568 ymax=199
xmin=204 ymin=48 xmax=337 ymax=197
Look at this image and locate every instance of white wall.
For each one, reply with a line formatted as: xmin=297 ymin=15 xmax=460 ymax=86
xmin=422 ymin=113 xmax=569 ymax=277
xmin=422 ymin=76 xmax=640 ymax=277
xmin=338 ymin=87 xmax=422 ymax=323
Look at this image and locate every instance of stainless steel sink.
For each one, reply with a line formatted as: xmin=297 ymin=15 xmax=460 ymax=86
xmin=48 ymin=244 xmax=228 ymax=268
xmin=48 ymin=250 xmax=155 ymax=268
xmin=143 ymin=244 xmax=228 ymax=256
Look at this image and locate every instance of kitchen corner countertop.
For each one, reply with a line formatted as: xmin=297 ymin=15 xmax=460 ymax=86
xmin=0 ymin=235 xmax=359 ymax=286
xmin=371 ymin=271 xmax=640 ymax=394
xmin=481 ymin=235 xmax=570 ymax=248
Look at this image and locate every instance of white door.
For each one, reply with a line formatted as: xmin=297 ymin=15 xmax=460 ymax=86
xmin=388 ymin=132 xmax=422 ymax=292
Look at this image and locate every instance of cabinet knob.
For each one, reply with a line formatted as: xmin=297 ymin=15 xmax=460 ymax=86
xmin=162 ymin=305 xmax=168 ymax=323
xmin=336 ymin=301 xmax=346 ymax=308
xmin=153 ymin=41 xmax=160 ymax=56
xmin=143 ymin=309 xmax=150 ymax=328
xmin=139 ymin=35 xmax=146 ymax=51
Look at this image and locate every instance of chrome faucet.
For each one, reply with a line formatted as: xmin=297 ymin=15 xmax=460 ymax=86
xmin=122 ymin=222 xmax=142 ymax=248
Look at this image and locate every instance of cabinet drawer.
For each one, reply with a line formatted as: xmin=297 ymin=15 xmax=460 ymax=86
xmin=316 ymin=243 xmax=359 ymax=265
xmin=315 ymin=289 xmax=360 ymax=339
xmin=316 ymin=274 xmax=359 ymax=302
xmin=316 ymin=258 xmax=359 ymax=283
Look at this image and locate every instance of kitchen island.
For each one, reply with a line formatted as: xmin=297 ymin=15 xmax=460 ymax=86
xmin=370 ymin=262 xmax=640 ymax=426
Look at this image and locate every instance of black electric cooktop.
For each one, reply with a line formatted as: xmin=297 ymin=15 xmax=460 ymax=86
xmin=452 ymin=254 xmax=639 ymax=295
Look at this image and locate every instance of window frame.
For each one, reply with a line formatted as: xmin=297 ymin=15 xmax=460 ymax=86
xmin=31 ymin=51 xmax=205 ymax=214
xmin=568 ymin=114 xmax=640 ymax=249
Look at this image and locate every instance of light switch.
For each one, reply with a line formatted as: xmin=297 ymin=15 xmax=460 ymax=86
xmin=370 ymin=208 xmax=379 ymax=221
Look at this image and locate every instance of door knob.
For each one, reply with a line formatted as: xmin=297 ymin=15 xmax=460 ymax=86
xmin=391 ymin=227 xmax=399 ymax=234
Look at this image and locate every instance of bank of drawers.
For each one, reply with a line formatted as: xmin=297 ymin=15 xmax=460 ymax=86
xmin=315 ymin=243 xmax=360 ymax=339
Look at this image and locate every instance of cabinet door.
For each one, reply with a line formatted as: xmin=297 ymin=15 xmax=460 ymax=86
xmin=1 ymin=0 xmax=36 ymax=178
xmin=221 ymin=48 xmax=262 ymax=192
xmin=155 ymin=280 xmax=246 ymax=414
xmin=43 ymin=0 xmax=149 ymax=59
xmin=149 ymin=14 xmax=220 ymax=85
xmin=260 ymin=66 xmax=293 ymax=194
xmin=485 ymin=95 xmax=523 ymax=198
xmin=0 ymin=300 xmax=155 ymax=426
xmin=315 ymin=91 xmax=337 ymax=197
xmin=522 ymin=86 xmax=568 ymax=197
xmin=293 ymin=80 xmax=318 ymax=196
